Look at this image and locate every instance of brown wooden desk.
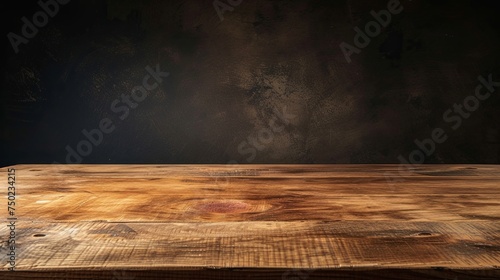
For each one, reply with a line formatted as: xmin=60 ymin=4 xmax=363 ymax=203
xmin=1 ymin=164 xmax=499 ymax=279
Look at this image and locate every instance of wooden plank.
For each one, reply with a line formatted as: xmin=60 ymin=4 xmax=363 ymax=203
xmin=1 ymin=164 xmax=499 ymax=279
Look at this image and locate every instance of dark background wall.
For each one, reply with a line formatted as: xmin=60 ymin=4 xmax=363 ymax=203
xmin=1 ymin=0 xmax=499 ymax=166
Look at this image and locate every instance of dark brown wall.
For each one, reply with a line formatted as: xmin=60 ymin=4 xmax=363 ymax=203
xmin=1 ymin=0 xmax=500 ymax=165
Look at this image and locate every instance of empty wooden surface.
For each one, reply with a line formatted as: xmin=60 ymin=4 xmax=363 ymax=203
xmin=1 ymin=164 xmax=499 ymax=279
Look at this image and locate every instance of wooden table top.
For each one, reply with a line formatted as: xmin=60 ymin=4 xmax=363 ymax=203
xmin=1 ymin=164 xmax=499 ymax=279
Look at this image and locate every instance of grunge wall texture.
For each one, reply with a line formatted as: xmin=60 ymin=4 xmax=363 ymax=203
xmin=1 ymin=0 xmax=500 ymax=166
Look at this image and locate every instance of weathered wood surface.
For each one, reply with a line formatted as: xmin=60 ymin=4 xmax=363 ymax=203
xmin=1 ymin=164 xmax=499 ymax=279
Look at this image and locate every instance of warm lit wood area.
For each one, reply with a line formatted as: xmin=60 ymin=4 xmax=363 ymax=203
xmin=1 ymin=164 xmax=499 ymax=279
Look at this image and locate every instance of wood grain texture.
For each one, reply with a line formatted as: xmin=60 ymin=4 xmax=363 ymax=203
xmin=1 ymin=164 xmax=499 ymax=279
